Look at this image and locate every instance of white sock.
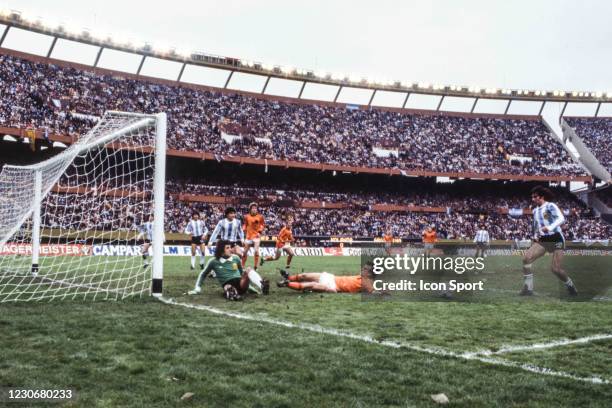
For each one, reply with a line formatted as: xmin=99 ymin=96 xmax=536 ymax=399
xmin=191 ymin=256 xmax=195 ymax=268
xmin=200 ymin=254 xmax=205 ymax=266
xmin=564 ymin=277 xmax=574 ymax=287
xmin=524 ymin=274 xmax=533 ymax=290
xmin=247 ymin=269 xmax=263 ymax=290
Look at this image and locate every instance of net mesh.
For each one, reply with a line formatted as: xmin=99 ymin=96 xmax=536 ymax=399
xmin=0 ymin=112 xmax=160 ymax=302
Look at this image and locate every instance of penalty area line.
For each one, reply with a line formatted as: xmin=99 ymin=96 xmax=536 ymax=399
xmin=464 ymin=333 xmax=612 ymax=357
xmin=157 ymin=297 xmax=610 ymax=385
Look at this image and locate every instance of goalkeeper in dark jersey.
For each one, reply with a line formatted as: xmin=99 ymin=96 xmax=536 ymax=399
xmin=188 ymin=240 xmax=269 ymax=300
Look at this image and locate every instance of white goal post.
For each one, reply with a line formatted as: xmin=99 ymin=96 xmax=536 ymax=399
xmin=0 ymin=111 xmax=166 ymax=302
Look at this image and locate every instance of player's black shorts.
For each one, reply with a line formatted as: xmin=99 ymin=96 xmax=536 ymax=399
xmin=191 ymin=236 xmax=203 ymax=245
xmin=142 ymin=239 xmax=151 ymax=244
xmin=222 ymin=278 xmax=247 ymax=294
xmin=476 ymin=242 xmax=487 ymax=249
xmin=229 ymin=241 xmax=241 ymax=248
xmin=538 ymin=233 xmax=565 ymax=253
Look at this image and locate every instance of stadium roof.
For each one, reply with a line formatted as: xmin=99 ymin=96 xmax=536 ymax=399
xmin=1 ymin=9 xmax=611 ymax=118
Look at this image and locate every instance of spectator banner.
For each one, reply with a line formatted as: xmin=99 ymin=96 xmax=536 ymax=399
xmin=0 ymin=243 xmax=92 ymax=256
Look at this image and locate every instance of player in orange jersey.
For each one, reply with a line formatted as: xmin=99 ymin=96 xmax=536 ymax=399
xmin=383 ymin=229 xmax=393 ymax=254
xmin=276 ymin=265 xmax=375 ymax=293
xmin=242 ymin=202 xmax=265 ymax=270
xmin=260 ymin=217 xmax=295 ymax=270
xmin=422 ymin=225 xmax=437 ymax=257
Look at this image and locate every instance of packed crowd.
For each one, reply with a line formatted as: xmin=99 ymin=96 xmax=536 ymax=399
xmin=0 ymin=53 xmax=585 ymax=177
xmin=34 ymin=180 xmax=611 ymax=241
xmin=165 ymin=197 xmax=611 ymax=241
xmin=566 ymin=117 xmax=612 ymax=174
xmin=165 ymin=179 xmax=590 ymax=215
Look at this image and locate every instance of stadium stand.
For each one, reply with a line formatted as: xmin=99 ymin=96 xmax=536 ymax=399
xmin=564 ymin=117 xmax=612 ymax=174
xmin=33 ymin=171 xmax=611 ymax=241
xmin=0 ymin=52 xmax=586 ymax=178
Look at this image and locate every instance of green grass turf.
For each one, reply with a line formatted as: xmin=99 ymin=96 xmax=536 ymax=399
xmin=0 ymin=255 xmax=611 ymax=407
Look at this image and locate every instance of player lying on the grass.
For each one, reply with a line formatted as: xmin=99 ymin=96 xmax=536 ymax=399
xmin=189 ymin=240 xmax=270 ymax=299
xmin=208 ymin=207 xmax=244 ymax=257
xmin=185 ymin=212 xmax=209 ymax=270
xmin=521 ymin=186 xmax=577 ymax=296
xmin=260 ymin=218 xmax=295 ymax=269
xmin=277 ymin=266 xmax=374 ymax=293
xmin=242 ymin=202 xmax=265 ymax=270
xmin=474 ymin=224 xmax=490 ymax=258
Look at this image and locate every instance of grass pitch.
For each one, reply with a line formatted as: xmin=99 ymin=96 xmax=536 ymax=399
xmin=0 ymin=255 xmax=611 ymax=407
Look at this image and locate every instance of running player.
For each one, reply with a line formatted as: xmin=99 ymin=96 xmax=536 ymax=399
xmin=242 ymin=202 xmax=265 ymax=270
xmin=208 ymin=207 xmax=244 ymax=257
xmin=185 ymin=212 xmax=208 ymax=270
xmin=260 ymin=217 xmax=295 ymax=270
xmin=188 ymin=240 xmax=269 ymax=299
xmin=474 ymin=224 xmax=490 ymax=258
xmin=520 ymin=186 xmax=577 ymax=296
xmin=422 ymin=225 xmax=437 ymax=257
xmin=277 ymin=266 xmax=374 ymax=293
xmin=137 ymin=214 xmax=154 ymax=268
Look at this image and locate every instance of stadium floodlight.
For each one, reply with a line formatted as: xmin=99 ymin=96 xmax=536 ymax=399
xmin=419 ymin=82 xmax=431 ymax=89
xmin=349 ymin=74 xmax=362 ymax=83
xmin=594 ymin=91 xmax=603 ymax=98
xmin=0 ymin=111 xmax=167 ymax=302
xmin=607 ymin=92 xmax=612 ymax=98
xmin=175 ymin=48 xmax=192 ymax=59
xmin=331 ymin=72 xmax=345 ymax=81
xmin=281 ymin=66 xmax=295 ymax=74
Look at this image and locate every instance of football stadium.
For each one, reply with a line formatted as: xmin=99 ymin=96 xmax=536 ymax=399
xmin=0 ymin=2 xmax=611 ymax=406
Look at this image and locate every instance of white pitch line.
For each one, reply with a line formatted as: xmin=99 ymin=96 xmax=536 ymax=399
xmin=158 ymin=297 xmax=610 ymax=385
xmin=464 ymin=333 xmax=612 ymax=357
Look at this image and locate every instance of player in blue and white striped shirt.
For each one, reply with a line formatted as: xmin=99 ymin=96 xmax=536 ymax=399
xmin=138 ymin=214 xmax=155 ymax=268
xmin=185 ymin=212 xmax=209 ymax=270
xmin=208 ymin=207 xmax=245 ymax=256
xmin=521 ymin=186 xmax=577 ymax=296
xmin=473 ymin=225 xmax=490 ymax=258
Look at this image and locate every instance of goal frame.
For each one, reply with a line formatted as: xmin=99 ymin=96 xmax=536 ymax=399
xmin=4 ymin=111 xmax=167 ymax=297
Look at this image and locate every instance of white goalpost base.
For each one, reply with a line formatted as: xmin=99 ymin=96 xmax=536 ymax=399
xmin=0 ymin=111 xmax=166 ymax=302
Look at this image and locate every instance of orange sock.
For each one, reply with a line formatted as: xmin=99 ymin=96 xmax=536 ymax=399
xmin=288 ymin=282 xmax=303 ymax=290
xmin=288 ymin=274 xmax=301 ymax=282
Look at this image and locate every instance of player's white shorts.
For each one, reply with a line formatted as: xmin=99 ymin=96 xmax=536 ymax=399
xmin=424 ymin=243 xmax=434 ymax=250
xmin=318 ymin=272 xmax=337 ymax=291
xmin=245 ymin=237 xmax=261 ymax=246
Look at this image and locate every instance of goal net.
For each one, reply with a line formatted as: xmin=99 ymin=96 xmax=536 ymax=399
xmin=0 ymin=111 xmax=166 ymax=302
